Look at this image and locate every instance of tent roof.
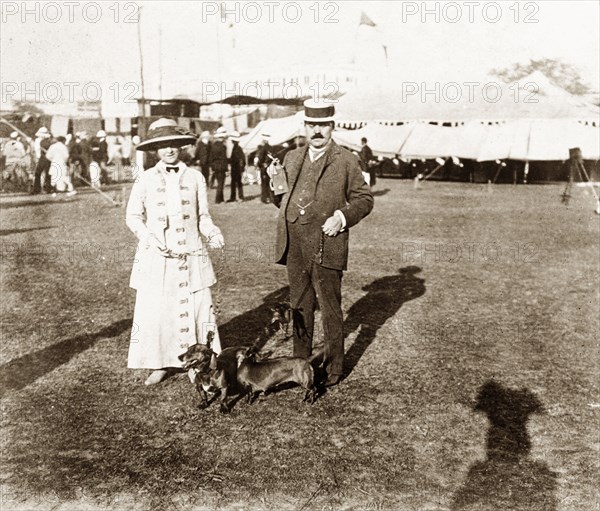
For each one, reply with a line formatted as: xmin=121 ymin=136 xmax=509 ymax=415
xmin=239 ymin=112 xmax=304 ymax=152
xmin=334 ymin=74 xmax=600 ymax=123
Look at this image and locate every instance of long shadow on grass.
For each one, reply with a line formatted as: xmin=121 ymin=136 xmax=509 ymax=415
xmin=343 ymin=266 xmax=425 ymax=375
xmin=0 ymin=226 xmax=57 ymax=236
xmin=0 ymin=198 xmax=81 ymax=209
xmin=218 ymin=286 xmax=289 ymax=349
xmin=0 ymin=318 xmax=131 ymax=398
xmin=371 ymin=188 xmax=391 ymax=197
xmin=452 ymin=380 xmax=558 ymax=511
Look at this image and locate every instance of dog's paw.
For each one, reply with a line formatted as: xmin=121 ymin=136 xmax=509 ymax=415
xmin=219 ymin=404 xmax=231 ymax=414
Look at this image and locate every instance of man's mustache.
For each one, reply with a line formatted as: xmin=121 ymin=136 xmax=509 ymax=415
xmin=311 ymin=134 xmax=325 ymax=139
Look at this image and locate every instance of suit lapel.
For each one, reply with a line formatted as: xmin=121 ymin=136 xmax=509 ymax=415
xmin=317 ymin=142 xmax=340 ymax=182
xmin=287 ymin=146 xmax=309 ymax=191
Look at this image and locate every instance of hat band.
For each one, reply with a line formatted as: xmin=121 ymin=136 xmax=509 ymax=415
xmin=305 ymin=105 xmax=335 ymax=119
xmin=146 ymin=126 xmax=191 ymax=140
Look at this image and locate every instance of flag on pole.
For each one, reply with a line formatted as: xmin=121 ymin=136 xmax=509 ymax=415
xmin=359 ymin=11 xmax=376 ymax=27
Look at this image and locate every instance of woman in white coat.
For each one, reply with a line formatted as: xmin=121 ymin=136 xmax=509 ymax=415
xmin=126 ymin=118 xmax=225 ymax=385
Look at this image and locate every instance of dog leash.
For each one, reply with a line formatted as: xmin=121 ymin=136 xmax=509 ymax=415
xmin=158 ymin=246 xmax=226 ymax=318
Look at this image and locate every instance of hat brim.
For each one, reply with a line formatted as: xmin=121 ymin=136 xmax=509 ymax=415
xmin=136 ymin=134 xmax=197 ymax=152
xmin=303 ymin=114 xmax=336 ymax=123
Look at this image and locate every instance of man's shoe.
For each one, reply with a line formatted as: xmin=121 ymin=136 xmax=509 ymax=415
xmin=144 ymin=369 xmax=169 ymax=386
xmin=324 ymin=374 xmax=342 ymax=388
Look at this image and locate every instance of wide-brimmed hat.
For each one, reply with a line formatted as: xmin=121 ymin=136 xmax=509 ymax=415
xmin=303 ymin=98 xmax=335 ymax=123
xmin=96 ymin=130 xmax=107 ymax=138
xmin=136 ymin=118 xmax=197 ymax=152
xmin=35 ymin=127 xmax=49 ymax=137
xmin=200 ymin=130 xmax=211 ymax=139
xmin=229 ymin=130 xmax=241 ymax=142
xmin=214 ymin=126 xmax=228 ymax=139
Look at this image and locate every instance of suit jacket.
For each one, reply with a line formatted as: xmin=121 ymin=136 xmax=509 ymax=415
xmin=194 ymin=141 xmax=211 ymax=167
xmin=230 ymin=144 xmax=245 ymax=173
xmin=209 ymin=141 xmax=228 ymax=171
xmin=274 ymin=142 xmax=373 ymax=271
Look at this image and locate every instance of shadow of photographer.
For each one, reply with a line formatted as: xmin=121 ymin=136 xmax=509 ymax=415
xmin=452 ymin=380 xmax=558 ymax=511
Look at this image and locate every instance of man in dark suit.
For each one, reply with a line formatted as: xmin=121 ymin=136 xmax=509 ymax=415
xmin=271 ymin=100 xmax=374 ymax=387
xmin=227 ymin=131 xmax=245 ymax=202
xmin=91 ymin=130 xmax=111 ymax=185
xmin=209 ymin=127 xmax=228 ymax=203
xmin=360 ymin=137 xmax=376 ymax=186
xmin=255 ymin=133 xmax=273 ymax=203
xmin=194 ymin=131 xmax=211 ymax=184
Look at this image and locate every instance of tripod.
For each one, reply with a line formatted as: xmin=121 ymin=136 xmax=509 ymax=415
xmin=562 ymin=147 xmax=600 ymax=213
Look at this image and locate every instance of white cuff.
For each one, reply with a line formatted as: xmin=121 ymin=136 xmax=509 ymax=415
xmin=335 ymin=210 xmax=347 ymax=231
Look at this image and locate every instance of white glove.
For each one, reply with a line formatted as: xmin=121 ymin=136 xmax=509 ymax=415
xmin=207 ymin=232 xmax=225 ymax=249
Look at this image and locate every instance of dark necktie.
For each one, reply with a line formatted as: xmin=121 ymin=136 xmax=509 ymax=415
xmin=166 ymin=166 xmax=179 ymax=173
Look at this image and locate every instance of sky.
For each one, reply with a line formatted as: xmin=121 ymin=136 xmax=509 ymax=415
xmin=1 ymin=1 xmax=599 ymax=110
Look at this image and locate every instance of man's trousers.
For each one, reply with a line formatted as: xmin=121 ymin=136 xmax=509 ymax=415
xmin=286 ymin=221 xmax=344 ymax=377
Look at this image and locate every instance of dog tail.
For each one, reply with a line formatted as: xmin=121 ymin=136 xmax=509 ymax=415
xmin=308 ymin=348 xmax=324 ymax=367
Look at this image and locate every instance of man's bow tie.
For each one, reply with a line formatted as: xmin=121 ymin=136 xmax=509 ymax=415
xmin=166 ymin=166 xmax=179 ymax=173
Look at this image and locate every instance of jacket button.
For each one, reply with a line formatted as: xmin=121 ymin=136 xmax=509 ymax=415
xmin=180 ymin=327 xmax=189 ymax=333
xmin=157 ymin=202 xmax=165 ymax=206
xmin=181 ymin=200 xmax=190 ymax=205
xmin=179 ymin=282 xmax=188 ymax=288
xmin=177 ymin=240 xmax=186 ymax=245
xmin=183 ymin=214 xmax=190 ymax=220
xmin=176 ymin=227 xmax=185 ymax=233
xmin=180 ymin=298 xmax=189 ymax=304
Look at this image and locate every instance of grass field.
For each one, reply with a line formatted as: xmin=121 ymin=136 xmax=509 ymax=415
xmin=1 ymin=179 xmax=599 ymax=511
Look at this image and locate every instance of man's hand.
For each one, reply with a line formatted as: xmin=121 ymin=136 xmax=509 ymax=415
xmin=322 ymin=215 xmax=342 ymax=237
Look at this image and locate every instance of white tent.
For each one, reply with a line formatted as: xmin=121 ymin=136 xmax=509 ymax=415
xmin=334 ymin=74 xmax=600 ymax=124
xmin=332 ymin=124 xmax=414 ymax=158
xmin=239 ymin=112 xmax=303 ymax=152
xmin=334 ymin=120 xmax=600 ymax=162
xmin=477 ymin=120 xmax=600 ymax=161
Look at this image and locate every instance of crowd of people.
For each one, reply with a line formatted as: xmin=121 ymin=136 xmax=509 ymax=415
xmin=0 ymin=127 xmax=120 ymax=195
xmin=1 ymin=122 xmax=378 ymax=202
